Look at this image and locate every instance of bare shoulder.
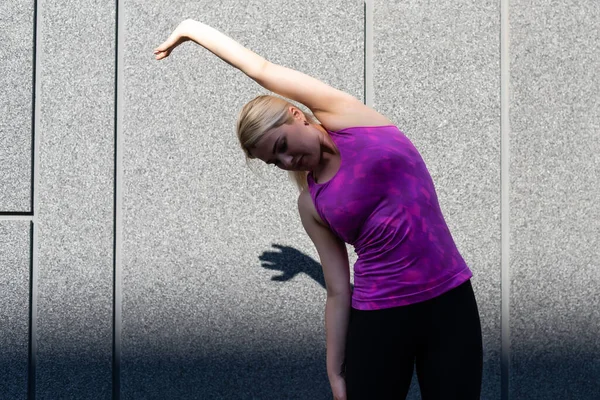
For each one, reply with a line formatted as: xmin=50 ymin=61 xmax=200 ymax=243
xmin=297 ymin=189 xmax=351 ymax=295
xmin=312 ymin=96 xmax=395 ymax=132
xmin=297 ymin=189 xmax=327 ymax=227
xmin=254 ymin=62 xmax=393 ymax=130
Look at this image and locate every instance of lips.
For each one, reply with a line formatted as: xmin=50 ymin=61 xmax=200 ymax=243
xmin=294 ymin=156 xmax=303 ymax=169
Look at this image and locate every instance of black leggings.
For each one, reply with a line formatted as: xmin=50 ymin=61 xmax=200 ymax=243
xmin=344 ymin=279 xmax=483 ymax=399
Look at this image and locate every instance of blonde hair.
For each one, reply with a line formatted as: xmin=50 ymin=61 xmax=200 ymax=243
xmin=236 ymin=94 xmax=320 ymax=192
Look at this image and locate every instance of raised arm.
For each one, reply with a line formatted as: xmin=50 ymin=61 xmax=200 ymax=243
xmin=156 ymin=19 xmax=393 ymax=130
xmin=154 ymin=19 xmax=358 ymax=114
xmin=155 ymin=19 xmax=267 ymax=78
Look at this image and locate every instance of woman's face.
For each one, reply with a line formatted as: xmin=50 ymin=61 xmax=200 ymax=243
xmin=249 ymin=107 xmax=322 ymax=171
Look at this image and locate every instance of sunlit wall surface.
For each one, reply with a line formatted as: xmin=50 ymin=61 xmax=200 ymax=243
xmin=1 ymin=1 xmax=598 ymax=399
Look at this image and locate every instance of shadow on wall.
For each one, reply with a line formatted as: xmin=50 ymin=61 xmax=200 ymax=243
xmin=259 ymin=243 xmax=356 ymax=293
xmin=258 ymin=243 xmax=328 ymax=289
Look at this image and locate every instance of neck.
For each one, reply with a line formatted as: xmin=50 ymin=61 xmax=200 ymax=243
xmin=318 ymin=126 xmax=337 ymax=155
xmin=312 ymin=127 xmax=338 ymax=181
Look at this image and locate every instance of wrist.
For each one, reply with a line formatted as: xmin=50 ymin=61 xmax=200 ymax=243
xmin=327 ymin=366 xmax=344 ymax=380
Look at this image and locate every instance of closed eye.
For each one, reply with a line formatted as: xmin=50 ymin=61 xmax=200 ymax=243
xmin=269 ymin=137 xmax=287 ymax=166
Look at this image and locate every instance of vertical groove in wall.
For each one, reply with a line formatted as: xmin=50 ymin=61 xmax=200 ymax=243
xmin=500 ymin=0 xmax=511 ymax=398
xmin=113 ymin=0 xmax=123 ymax=398
xmin=29 ymin=0 xmax=41 ymax=397
xmin=364 ymin=0 xmax=373 ymax=107
xmin=28 ymin=222 xmax=37 ymax=400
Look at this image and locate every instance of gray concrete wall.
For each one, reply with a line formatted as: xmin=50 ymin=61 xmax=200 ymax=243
xmin=0 ymin=0 xmax=598 ymax=399
xmin=509 ymin=1 xmax=600 ymax=398
xmin=1 ymin=0 xmax=33 ymax=211
xmin=34 ymin=0 xmax=116 ymax=398
xmin=121 ymin=1 xmax=363 ymax=399
xmin=0 ymin=222 xmax=30 ymax=399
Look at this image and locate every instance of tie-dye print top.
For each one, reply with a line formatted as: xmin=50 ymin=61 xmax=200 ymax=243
xmin=307 ymin=125 xmax=472 ymax=310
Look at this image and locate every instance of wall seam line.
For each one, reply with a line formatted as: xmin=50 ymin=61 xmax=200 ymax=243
xmin=364 ymin=0 xmax=373 ymax=108
xmin=113 ymin=0 xmax=123 ymax=398
xmin=501 ymin=0 xmax=511 ymax=398
xmin=29 ymin=0 xmax=41 ymax=397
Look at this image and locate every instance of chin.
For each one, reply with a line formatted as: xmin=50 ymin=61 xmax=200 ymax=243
xmin=302 ymin=157 xmax=312 ymax=171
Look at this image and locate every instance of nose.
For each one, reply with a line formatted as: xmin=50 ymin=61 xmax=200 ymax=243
xmin=280 ymin=154 xmax=295 ymax=169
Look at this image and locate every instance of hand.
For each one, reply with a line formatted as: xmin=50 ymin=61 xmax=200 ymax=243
xmin=330 ymin=373 xmax=347 ymax=400
xmin=154 ymin=19 xmax=193 ymax=60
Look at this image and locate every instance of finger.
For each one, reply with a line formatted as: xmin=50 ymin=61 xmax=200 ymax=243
xmin=154 ymin=50 xmax=170 ymax=60
xmin=154 ymin=32 xmax=178 ymax=52
xmin=154 ymin=41 xmax=171 ymax=53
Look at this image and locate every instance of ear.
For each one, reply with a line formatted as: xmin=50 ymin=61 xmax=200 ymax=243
xmin=289 ymin=106 xmax=304 ymax=120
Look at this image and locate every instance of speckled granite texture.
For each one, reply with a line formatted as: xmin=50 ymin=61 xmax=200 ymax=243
xmin=35 ymin=1 xmax=116 ymax=398
xmin=2 ymin=0 xmax=599 ymax=399
xmin=121 ymin=1 xmax=363 ymax=399
xmin=510 ymin=1 xmax=600 ymax=399
xmin=1 ymin=0 xmax=33 ymax=211
xmin=0 ymin=222 xmax=30 ymax=398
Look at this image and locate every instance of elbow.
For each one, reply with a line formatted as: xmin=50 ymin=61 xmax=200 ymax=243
xmin=326 ymin=291 xmax=351 ymax=311
xmin=326 ymin=284 xmax=352 ymax=300
xmin=249 ymin=58 xmax=270 ymax=81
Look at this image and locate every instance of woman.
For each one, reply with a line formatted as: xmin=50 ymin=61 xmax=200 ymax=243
xmin=154 ymin=19 xmax=483 ymax=400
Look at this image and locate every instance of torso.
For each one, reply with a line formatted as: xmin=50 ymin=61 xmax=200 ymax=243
xmin=302 ymin=123 xmax=474 ymax=310
xmin=311 ymin=102 xmax=392 ymax=184
xmin=306 ymin=101 xmax=394 ymax=227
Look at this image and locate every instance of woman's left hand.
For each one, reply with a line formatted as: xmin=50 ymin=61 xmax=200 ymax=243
xmin=330 ymin=373 xmax=347 ymax=400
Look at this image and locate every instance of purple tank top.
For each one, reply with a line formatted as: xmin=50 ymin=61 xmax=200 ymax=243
xmin=307 ymin=125 xmax=472 ymax=310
